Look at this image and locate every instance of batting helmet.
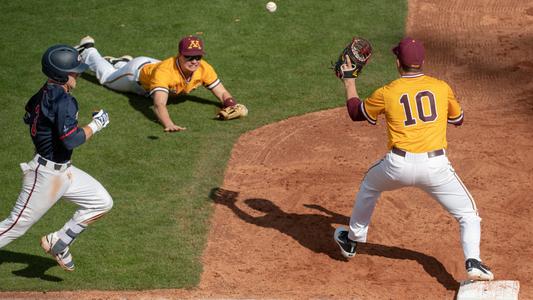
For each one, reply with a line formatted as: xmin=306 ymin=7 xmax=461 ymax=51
xmin=41 ymin=44 xmax=88 ymax=83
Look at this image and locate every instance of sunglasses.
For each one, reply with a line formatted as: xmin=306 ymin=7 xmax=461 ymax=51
xmin=184 ymin=55 xmax=203 ymax=61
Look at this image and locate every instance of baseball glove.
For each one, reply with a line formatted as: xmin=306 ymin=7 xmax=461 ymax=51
xmin=217 ymin=104 xmax=248 ymax=120
xmin=332 ymin=37 xmax=373 ymax=79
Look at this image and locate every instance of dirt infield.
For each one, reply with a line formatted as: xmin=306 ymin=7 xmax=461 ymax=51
xmin=2 ymin=0 xmax=532 ymax=299
xmin=197 ymin=0 xmax=533 ymax=299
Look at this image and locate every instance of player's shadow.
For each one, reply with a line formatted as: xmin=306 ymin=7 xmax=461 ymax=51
xmin=210 ymin=187 xmax=459 ymax=291
xmin=80 ymin=73 xmax=221 ymax=124
xmin=127 ymin=93 xmax=220 ymax=125
xmin=0 ymin=250 xmax=63 ymax=282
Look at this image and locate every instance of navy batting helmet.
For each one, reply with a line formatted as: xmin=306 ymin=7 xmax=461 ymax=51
xmin=41 ymin=44 xmax=88 ymax=83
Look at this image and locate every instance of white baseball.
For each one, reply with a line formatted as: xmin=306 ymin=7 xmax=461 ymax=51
xmin=266 ymin=1 xmax=277 ymax=13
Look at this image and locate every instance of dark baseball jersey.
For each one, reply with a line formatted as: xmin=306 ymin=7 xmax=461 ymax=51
xmin=24 ymin=83 xmax=86 ymax=163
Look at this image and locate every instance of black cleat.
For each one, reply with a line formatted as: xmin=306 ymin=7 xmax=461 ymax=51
xmin=466 ymin=258 xmax=494 ymax=281
xmin=334 ymin=227 xmax=357 ymax=258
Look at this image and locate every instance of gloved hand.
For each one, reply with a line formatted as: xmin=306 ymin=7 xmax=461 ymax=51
xmin=217 ymin=104 xmax=248 ymax=120
xmin=332 ymin=37 xmax=373 ymax=79
xmin=88 ymin=109 xmax=110 ymax=133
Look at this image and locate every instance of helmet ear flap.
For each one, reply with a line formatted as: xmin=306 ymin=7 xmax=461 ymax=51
xmin=41 ymin=45 xmax=88 ymax=83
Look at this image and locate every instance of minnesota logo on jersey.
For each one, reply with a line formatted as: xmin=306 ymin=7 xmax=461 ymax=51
xmin=361 ymin=74 xmax=463 ymax=153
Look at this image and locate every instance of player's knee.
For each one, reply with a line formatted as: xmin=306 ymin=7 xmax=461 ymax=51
xmin=97 ymin=191 xmax=113 ymax=213
xmin=102 ymin=194 xmax=113 ymax=213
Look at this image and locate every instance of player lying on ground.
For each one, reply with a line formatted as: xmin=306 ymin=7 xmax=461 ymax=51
xmin=74 ymin=35 xmax=247 ymax=132
xmin=332 ymin=37 xmax=494 ymax=281
xmin=0 ymin=45 xmax=113 ymax=271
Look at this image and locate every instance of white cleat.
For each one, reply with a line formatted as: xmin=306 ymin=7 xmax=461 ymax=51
xmin=466 ymin=258 xmax=494 ymax=281
xmin=74 ymin=35 xmax=95 ymax=54
xmin=40 ymin=233 xmax=75 ymax=272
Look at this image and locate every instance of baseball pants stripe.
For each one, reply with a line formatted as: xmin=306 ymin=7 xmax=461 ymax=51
xmin=0 ymin=165 xmax=40 ymax=240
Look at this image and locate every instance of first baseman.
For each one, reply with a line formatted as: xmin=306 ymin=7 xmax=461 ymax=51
xmin=0 ymin=45 xmax=113 ymax=271
xmin=74 ymin=35 xmax=245 ymax=132
xmin=333 ymin=37 xmax=494 ymax=281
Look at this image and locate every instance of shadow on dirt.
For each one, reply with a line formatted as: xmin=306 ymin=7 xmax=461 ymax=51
xmin=0 ymin=250 xmax=62 ymax=282
xmin=210 ymin=187 xmax=459 ymax=291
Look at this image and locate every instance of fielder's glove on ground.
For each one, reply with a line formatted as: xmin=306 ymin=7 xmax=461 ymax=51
xmin=88 ymin=109 xmax=110 ymax=133
xmin=332 ymin=37 xmax=373 ymax=79
xmin=217 ymin=104 xmax=248 ymax=120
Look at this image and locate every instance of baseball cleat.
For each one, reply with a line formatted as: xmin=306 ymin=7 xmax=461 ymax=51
xmin=74 ymin=36 xmax=95 ymax=54
xmin=40 ymin=233 xmax=75 ymax=272
xmin=465 ymin=258 xmax=494 ymax=281
xmin=103 ymin=55 xmax=133 ymax=66
xmin=334 ymin=227 xmax=357 ymax=258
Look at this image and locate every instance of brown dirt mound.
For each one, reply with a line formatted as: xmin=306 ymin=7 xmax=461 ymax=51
xmin=2 ymin=0 xmax=532 ymax=299
xmin=198 ymin=0 xmax=533 ymax=299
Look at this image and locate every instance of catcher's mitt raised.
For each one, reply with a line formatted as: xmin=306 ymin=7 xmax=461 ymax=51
xmin=332 ymin=37 xmax=373 ymax=79
xmin=217 ymin=104 xmax=248 ymax=120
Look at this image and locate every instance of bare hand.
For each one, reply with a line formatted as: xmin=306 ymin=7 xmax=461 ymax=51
xmin=340 ymin=55 xmax=356 ymax=80
xmin=164 ymin=124 xmax=187 ymax=132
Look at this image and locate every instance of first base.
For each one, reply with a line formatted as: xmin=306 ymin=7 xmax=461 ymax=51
xmin=457 ymin=280 xmax=520 ymax=300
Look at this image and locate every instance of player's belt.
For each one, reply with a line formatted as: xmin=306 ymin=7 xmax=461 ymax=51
xmin=392 ymin=147 xmax=445 ymax=158
xmin=37 ymin=156 xmax=72 ymax=171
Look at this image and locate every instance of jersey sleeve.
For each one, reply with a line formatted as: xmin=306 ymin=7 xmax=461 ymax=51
xmin=361 ymin=87 xmax=386 ymax=125
xmin=149 ymin=66 xmax=173 ymax=95
xmin=56 ymin=96 xmax=85 ymax=150
xmin=201 ymin=61 xmax=220 ymax=90
xmin=446 ymin=84 xmax=464 ymax=124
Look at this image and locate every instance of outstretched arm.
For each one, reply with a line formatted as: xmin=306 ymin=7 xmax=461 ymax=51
xmin=210 ymin=83 xmax=237 ymax=107
xmin=152 ymin=90 xmax=187 ymax=132
xmin=341 ymin=56 xmax=366 ymax=121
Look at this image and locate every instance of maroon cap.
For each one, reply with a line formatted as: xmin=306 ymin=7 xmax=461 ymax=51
xmin=178 ymin=35 xmax=205 ymax=56
xmin=392 ymin=37 xmax=425 ymax=68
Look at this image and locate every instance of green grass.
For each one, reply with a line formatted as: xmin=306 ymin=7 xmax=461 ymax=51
xmin=0 ymin=0 xmax=406 ymax=290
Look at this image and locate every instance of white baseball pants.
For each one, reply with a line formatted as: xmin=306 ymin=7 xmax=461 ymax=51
xmin=0 ymin=155 xmax=113 ymax=248
xmin=348 ymin=150 xmax=482 ymax=261
xmin=81 ymin=48 xmax=159 ymax=95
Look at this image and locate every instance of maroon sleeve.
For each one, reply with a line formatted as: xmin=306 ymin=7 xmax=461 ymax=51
xmin=346 ymin=97 xmax=366 ymax=121
xmin=448 ymin=112 xmax=464 ymax=126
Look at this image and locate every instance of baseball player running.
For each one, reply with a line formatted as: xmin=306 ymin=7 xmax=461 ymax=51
xmin=333 ymin=37 xmax=494 ymax=281
xmin=74 ymin=35 xmax=246 ymax=132
xmin=0 ymin=45 xmax=113 ymax=271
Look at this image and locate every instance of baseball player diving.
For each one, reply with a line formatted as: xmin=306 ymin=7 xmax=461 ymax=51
xmin=332 ymin=37 xmax=494 ymax=281
xmin=0 ymin=45 xmax=113 ymax=271
xmin=74 ymin=35 xmax=247 ymax=132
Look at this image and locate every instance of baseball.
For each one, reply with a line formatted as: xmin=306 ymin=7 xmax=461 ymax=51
xmin=266 ymin=1 xmax=277 ymax=13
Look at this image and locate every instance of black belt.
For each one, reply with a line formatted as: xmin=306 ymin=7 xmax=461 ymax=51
xmin=37 ymin=156 xmax=72 ymax=171
xmin=392 ymin=147 xmax=445 ymax=158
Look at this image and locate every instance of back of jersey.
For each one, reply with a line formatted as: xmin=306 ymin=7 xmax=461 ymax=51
xmin=363 ymin=74 xmax=463 ymax=153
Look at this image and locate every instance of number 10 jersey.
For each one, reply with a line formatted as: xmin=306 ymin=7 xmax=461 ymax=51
xmin=361 ymin=73 xmax=464 ymax=153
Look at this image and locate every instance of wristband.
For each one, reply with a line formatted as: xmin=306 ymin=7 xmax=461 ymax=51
xmin=223 ymin=97 xmax=237 ymax=108
xmin=87 ymin=120 xmax=100 ymax=134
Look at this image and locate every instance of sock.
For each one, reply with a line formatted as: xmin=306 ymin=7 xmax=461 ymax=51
xmin=57 ymin=219 xmax=87 ymax=246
